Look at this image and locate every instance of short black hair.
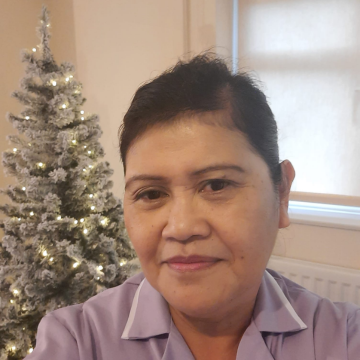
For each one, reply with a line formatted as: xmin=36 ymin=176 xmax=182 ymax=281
xmin=118 ymin=53 xmax=282 ymax=196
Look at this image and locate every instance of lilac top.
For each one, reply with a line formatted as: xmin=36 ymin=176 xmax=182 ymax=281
xmin=25 ymin=268 xmax=360 ymax=360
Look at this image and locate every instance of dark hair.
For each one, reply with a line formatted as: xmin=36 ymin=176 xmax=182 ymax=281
xmin=118 ymin=53 xmax=282 ymax=197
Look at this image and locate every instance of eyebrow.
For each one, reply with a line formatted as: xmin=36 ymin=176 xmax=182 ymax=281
xmin=124 ymin=164 xmax=246 ymax=190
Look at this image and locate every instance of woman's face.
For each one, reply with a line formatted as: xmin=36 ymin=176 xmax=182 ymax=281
xmin=123 ymin=112 xmax=294 ymax=319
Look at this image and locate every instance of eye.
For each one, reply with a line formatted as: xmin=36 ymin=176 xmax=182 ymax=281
xmin=201 ymin=179 xmax=231 ymax=193
xmin=134 ymin=189 xmax=165 ymax=201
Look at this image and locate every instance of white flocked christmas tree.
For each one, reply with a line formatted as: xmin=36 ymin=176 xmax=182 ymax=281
xmin=0 ymin=6 xmax=138 ymax=359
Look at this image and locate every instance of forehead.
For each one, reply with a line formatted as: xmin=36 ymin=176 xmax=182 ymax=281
xmin=125 ymin=112 xmax=264 ymax=180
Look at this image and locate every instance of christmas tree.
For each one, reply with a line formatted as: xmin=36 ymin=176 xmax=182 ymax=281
xmin=0 ymin=6 xmax=138 ymax=359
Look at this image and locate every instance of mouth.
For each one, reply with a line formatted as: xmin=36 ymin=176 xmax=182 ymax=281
xmin=163 ymin=255 xmax=222 ymax=272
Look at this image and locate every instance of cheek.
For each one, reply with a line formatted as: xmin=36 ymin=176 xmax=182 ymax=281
xmin=124 ymin=207 xmax=160 ymax=263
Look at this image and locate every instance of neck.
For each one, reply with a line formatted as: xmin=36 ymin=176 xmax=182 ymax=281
xmin=168 ymin=297 xmax=256 ymax=359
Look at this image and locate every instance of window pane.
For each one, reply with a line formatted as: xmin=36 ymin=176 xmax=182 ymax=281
xmin=238 ymin=0 xmax=360 ymax=197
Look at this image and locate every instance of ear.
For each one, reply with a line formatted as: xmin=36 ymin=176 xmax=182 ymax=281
xmin=278 ymin=160 xmax=296 ymax=229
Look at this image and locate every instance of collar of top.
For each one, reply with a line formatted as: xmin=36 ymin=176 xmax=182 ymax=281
xmin=121 ymin=269 xmax=307 ymax=341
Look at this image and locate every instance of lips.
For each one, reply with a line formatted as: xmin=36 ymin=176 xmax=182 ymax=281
xmin=164 ymin=255 xmax=221 ymax=272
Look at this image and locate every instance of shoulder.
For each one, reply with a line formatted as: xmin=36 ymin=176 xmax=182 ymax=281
xmin=266 ymin=268 xmax=360 ymax=320
xmin=46 ymin=272 xmax=145 ymax=335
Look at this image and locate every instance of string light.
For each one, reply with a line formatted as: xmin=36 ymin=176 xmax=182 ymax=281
xmin=120 ymin=261 xmax=126 ymax=266
xmin=100 ymin=219 xmax=106 ymax=225
xmin=72 ymin=140 xmax=77 ymax=144
xmin=22 ymin=187 xmax=26 ymax=191
xmin=87 ymin=150 xmax=91 ymax=154
xmin=80 ymin=218 xmax=84 ymax=223
xmin=73 ymin=262 xmax=79 ymax=268
xmin=10 ymin=300 xmax=14 ymax=304
xmin=23 ymin=327 xmax=25 ymax=330
xmin=13 ymin=148 xmax=17 ymax=153
xmin=47 ymin=24 xmax=50 ymax=27
xmin=97 ymin=265 xmax=103 ymax=271
xmin=70 ymin=75 xmax=73 ymax=78
xmin=88 ymin=165 xmax=93 ymax=169
xmin=80 ymin=110 xmax=84 ymax=114
xmin=38 ymin=162 xmax=45 ymax=168
xmin=28 ymin=143 xmax=32 ymax=146
xmin=29 ymin=211 xmax=34 ymax=216
xmin=32 ymin=48 xmax=36 ymax=52
xmin=74 ymin=220 xmax=78 ymax=225
xmin=17 ymin=218 xmax=21 ymax=221
xmin=89 ymin=194 xmax=93 ymax=198
xmin=65 ymin=77 xmax=69 ymax=82
xmin=13 ymin=289 xmax=19 ymax=295
xmin=57 ymin=216 xmax=61 ymax=220
xmin=62 ymin=104 xmax=67 ymax=109
xmin=81 ymin=117 xmax=85 ymax=121
xmin=83 ymin=228 xmax=88 ymax=234
xmin=96 ymin=277 xmax=100 ymax=280
xmin=91 ymin=206 xmax=95 ymax=210
xmin=28 ymin=348 xmax=34 ymax=354
xmin=84 ymin=145 xmax=87 ymax=149
xmin=52 ymin=81 xmax=57 ymax=86
xmin=25 ymin=116 xmax=30 ymax=120
xmin=83 ymin=168 xmax=86 ymax=172
xmin=11 ymin=346 xmax=16 ymax=351
xmin=42 ymin=250 xmax=48 ymax=256
xmin=49 ymin=257 xmax=54 ymax=262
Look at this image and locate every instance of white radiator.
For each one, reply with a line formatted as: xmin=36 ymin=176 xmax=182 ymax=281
xmin=267 ymin=255 xmax=360 ymax=306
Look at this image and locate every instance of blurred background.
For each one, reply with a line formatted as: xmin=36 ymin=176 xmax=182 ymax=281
xmin=1 ymin=1 xmax=359 ymax=293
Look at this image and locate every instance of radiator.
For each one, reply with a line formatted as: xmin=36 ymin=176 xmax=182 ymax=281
xmin=267 ymin=255 xmax=360 ymax=306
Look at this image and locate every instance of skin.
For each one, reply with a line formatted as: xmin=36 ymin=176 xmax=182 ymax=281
xmin=123 ymin=111 xmax=295 ymax=360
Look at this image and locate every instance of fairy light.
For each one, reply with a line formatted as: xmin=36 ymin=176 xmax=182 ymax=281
xmin=74 ymin=220 xmax=78 ymax=225
xmin=91 ymin=206 xmax=95 ymax=210
xmin=89 ymin=194 xmax=93 ymax=198
xmin=65 ymin=77 xmax=69 ymax=82
xmin=62 ymin=104 xmax=67 ymax=109
xmin=81 ymin=117 xmax=85 ymax=121
xmin=49 ymin=257 xmax=54 ymax=262
xmin=87 ymin=150 xmax=91 ymax=154
xmin=73 ymin=262 xmax=79 ymax=268
xmin=38 ymin=162 xmax=45 ymax=168
xmin=11 ymin=346 xmax=16 ymax=351
xmin=83 ymin=168 xmax=86 ymax=172
xmin=10 ymin=300 xmax=14 ymax=304
xmin=28 ymin=143 xmax=32 ymax=146
xmin=80 ymin=110 xmax=84 ymax=114
xmin=100 ymin=219 xmax=106 ymax=225
xmin=47 ymin=24 xmax=50 ymax=27
xmin=13 ymin=148 xmax=17 ymax=153
xmin=52 ymin=81 xmax=57 ymax=86
xmin=29 ymin=211 xmax=34 ymax=216
xmin=28 ymin=348 xmax=34 ymax=354
xmin=57 ymin=216 xmax=61 ymax=220
xmin=70 ymin=75 xmax=73 ymax=78
xmin=96 ymin=277 xmax=100 ymax=280
xmin=42 ymin=250 xmax=48 ymax=256
xmin=83 ymin=228 xmax=88 ymax=234
xmin=88 ymin=165 xmax=93 ymax=169
xmin=97 ymin=265 xmax=103 ymax=271
xmin=17 ymin=218 xmax=21 ymax=221
xmin=72 ymin=140 xmax=77 ymax=144
xmin=84 ymin=145 xmax=87 ymax=149
xmin=32 ymin=48 xmax=36 ymax=52
xmin=80 ymin=218 xmax=84 ymax=223
xmin=13 ymin=289 xmax=19 ymax=295
xmin=22 ymin=187 xmax=26 ymax=191
xmin=25 ymin=116 xmax=30 ymax=120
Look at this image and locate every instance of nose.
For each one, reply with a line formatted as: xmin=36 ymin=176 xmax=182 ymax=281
xmin=161 ymin=196 xmax=211 ymax=242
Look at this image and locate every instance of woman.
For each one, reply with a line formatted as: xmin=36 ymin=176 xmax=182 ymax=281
xmin=27 ymin=54 xmax=360 ymax=360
